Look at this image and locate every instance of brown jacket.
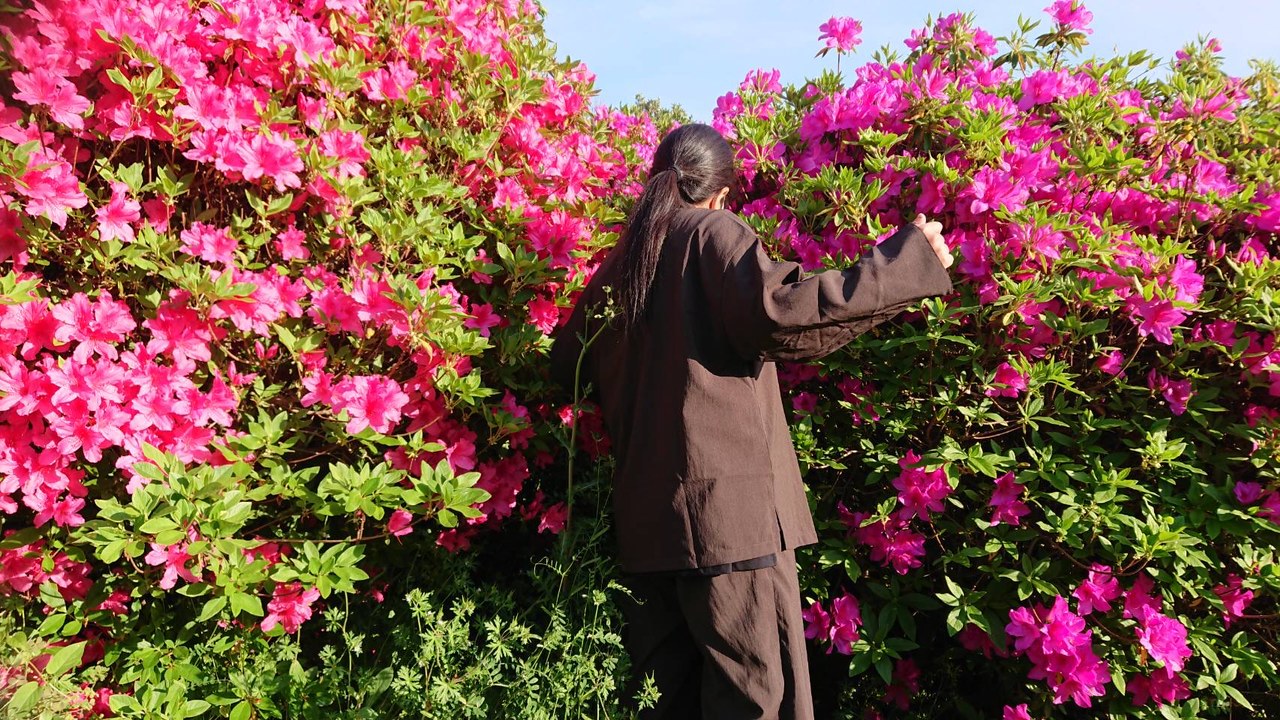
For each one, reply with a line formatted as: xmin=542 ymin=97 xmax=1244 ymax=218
xmin=549 ymin=207 xmax=953 ymax=573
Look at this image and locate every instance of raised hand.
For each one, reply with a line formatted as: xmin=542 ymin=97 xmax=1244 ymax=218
xmin=912 ymin=213 xmax=954 ymax=269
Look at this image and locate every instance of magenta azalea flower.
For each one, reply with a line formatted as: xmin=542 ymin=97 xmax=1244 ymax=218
xmin=989 ymin=471 xmax=1031 ymax=527
xmin=828 ymin=591 xmax=862 ymax=654
xmin=892 ymin=450 xmax=952 ymax=521
xmin=802 ymin=600 xmax=832 ymax=642
xmin=1044 ymin=0 xmax=1094 ymax=34
xmin=1136 ymin=611 xmax=1192 ymax=672
xmin=1128 ymin=667 xmax=1190 ymax=707
xmin=986 ymin=362 xmax=1029 ymax=399
xmin=1213 ymin=574 xmax=1254 ymax=628
xmin=818 ymin=16 xmax=863 ymax=53
xmin=1006 ymin=596 xmax=1110 ymax=707
xmin=1073 ymin=564 xmax=1121 ymax=616
xmin=1003 ymin=704 xmax=1032 ymax=720
xmin=261 ymin=581 xmax=321 ymax=634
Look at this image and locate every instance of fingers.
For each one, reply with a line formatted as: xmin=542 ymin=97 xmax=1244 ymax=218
xmin=910 ymin=213 xmax=953 ymax=269
xmin=935 ymin=240 xmax=954 ymax=268
xmin=936 ymin=246 xmax=954 ymax=269
xmin=925 ymin=229 xmax=953 ymax=269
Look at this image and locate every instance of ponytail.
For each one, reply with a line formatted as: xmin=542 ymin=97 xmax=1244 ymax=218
xmin=618 ymin=168 xmax=683 ymax=331
xmin=614 ymin=123 xmax=737 ymax=333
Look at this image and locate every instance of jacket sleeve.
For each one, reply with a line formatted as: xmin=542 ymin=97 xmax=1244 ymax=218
xmin=706 ymin=213 xmax=954 ymax=363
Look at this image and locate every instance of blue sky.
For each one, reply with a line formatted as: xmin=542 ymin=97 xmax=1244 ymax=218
xmin=540 ymin=0 xmax=1280 ymax=120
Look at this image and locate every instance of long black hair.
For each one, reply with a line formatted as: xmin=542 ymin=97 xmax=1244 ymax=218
xmin=617 ymin=123 xmax=736 ymax=332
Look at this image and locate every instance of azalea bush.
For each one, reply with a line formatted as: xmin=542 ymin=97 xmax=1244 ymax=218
xmin=0 ymin=0 xmax=1277 ymax=718
xmin=710 ymin=5 xmax=1280 ymax=718
xmin=0 ymin=0 xmax=650 ymax=716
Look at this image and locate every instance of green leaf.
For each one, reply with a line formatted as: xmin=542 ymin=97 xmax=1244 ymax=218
xmin=138 ymin=516 xmax=178 ymax=535
xmin=44 ymin=640 xmax=86 ymax=676
xmin=7 ymin=681 xmax=42 ymax=713
xmin=230 ymin=592 xmax=264 ymax=618
xmin=197 ymin=596 xmax=228 ymax=622
xmin=0 ymin=527 xmax=44 ymax=549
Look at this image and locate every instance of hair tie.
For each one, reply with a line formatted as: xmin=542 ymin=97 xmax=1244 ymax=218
xmin=672 ymin=165 xmax=684 ymax=182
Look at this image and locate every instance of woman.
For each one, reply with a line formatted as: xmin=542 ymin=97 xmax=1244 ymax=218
xmin=549 ymin=123 xmax=954 ymax=719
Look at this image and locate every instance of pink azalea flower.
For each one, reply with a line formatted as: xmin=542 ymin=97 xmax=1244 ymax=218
xmin=986 ymin=361 xmax=1028 ymax=398
xmin=1073 ymin=564 xmax=1121 ymax=615
xmin=464 ymin=302 xmax=502 ymax=337
xmin=361 ymin=60 xmax=418 ymax=101
xmin=882 ymin=658 xmax=921 ymax=711
xmin=261 ymin=581 xmax=321 ymax=634
xmin=1003 ymin=704 xmax=1032 ymax=720
xmin=144 ymin=542 xmax=201 ymax=590
xmin=1212 ymin=574 xmax=1254 ymax=628
xmin=1162 ymin=378 xmax=1193 ymax=415
xmin=144 ymin=296 xmax=219 ymax=369
xmin=791 ymin=391 xmax=819 ymax=414
xmin=827 ymin=591 xmax=862 ymax=655
xmin=989 ymin=471 xmax=1031 ymax=526
xmin=1044 ymin=0 xmax=1094 ymax=33
xmin=537 ymin=502 xmax=568 ymax=534
xmin=1136 ymin=611 xmax=1192 ymax=672
xmin=276 ymin=226 xmax=310 ymax=261
xmin=316 ymin=129 xmax=370 ymax=179
xmin=847 ymin=509 xmax=928 ymax=574
xmin=527 ymin=296 xmax=560 ymax=335
xmin=1006 ymin=596 xmax=1110 ymax=707
xmin=1096 ymin=350 xmax=1126 ymax=377
xmin=180 ymin=222 xmax=238 ymax=265
xmin=12 ymin=68 xmax=91 ymax=129
xmin=1260 ymin=492 xmax=1280 ymax=524
xmin=818 ymin=17 xmax=863 ymax=53
xmin=142 ymin=198 xmax=174 ymax=232
xmin=51 ymin=292 xmax=136 ymax=361
xmin=387 ymin=509 xmax=414 ymax=538
xmin=966 ymin=166 xmax=1030 ymax=215
xmin=1147 ymin=370 xmax=1193 ymax=415
xmin=802 ymin=600 xmax=831 ymax=642
xmin=1127 ymin=296 xmax=1187 ymax=345
xmin=892 ymin=451 xmax=951 ymax=521
xmin=1128 ymin=667 xmax=1190 ymax=707
xmin=1233 ymin=481 xmax=1262 ymax=505
xmin=1123 ymin=574 xmax=1163 ymax=622
xmin=96 ymin=182 xmax=142 ymax=243
xmin=239 ymin=132 xmax=305 ymax=191
xmin=1164 ymin=256 xmax=1204 ymax=303
xmin=436 ymin=527 xmax=474 ymax=553
xmin=331 ymin=375 xmax=410 ymax=435
xmin=17 ymin=158 xmax=87 ymax=228
xmin=957 ymin=624 xmax=1005 ymax=658
xmin=2 ymin=299 xmax=66 ymax=360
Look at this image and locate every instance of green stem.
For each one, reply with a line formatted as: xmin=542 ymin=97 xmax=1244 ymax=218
xmin=560 ymin=311 xmax=611 ymax=564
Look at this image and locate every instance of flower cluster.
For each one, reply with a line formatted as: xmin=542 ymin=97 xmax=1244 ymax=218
xmin=0 ymin=0 xmax=658 ymax=704
xmin=740 ymin=8 xmax=1276 ymax=711
xmin=801 ymin=589 xmax=862 ymax=655
xmin=1006 ymin=596 xmax=1110 ymax=706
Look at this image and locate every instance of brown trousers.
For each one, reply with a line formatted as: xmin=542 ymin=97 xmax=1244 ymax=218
xmin=617 ymin=549 xmax=815 ymax=720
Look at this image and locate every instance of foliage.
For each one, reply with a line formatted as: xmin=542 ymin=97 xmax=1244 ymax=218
xmin=616 ymin=94 xmax=691 ymax=136
xmin=0 ymin=0 xmax=649 ymax=716
xmin=713 ymin=8 xmax=1280 ymax=718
